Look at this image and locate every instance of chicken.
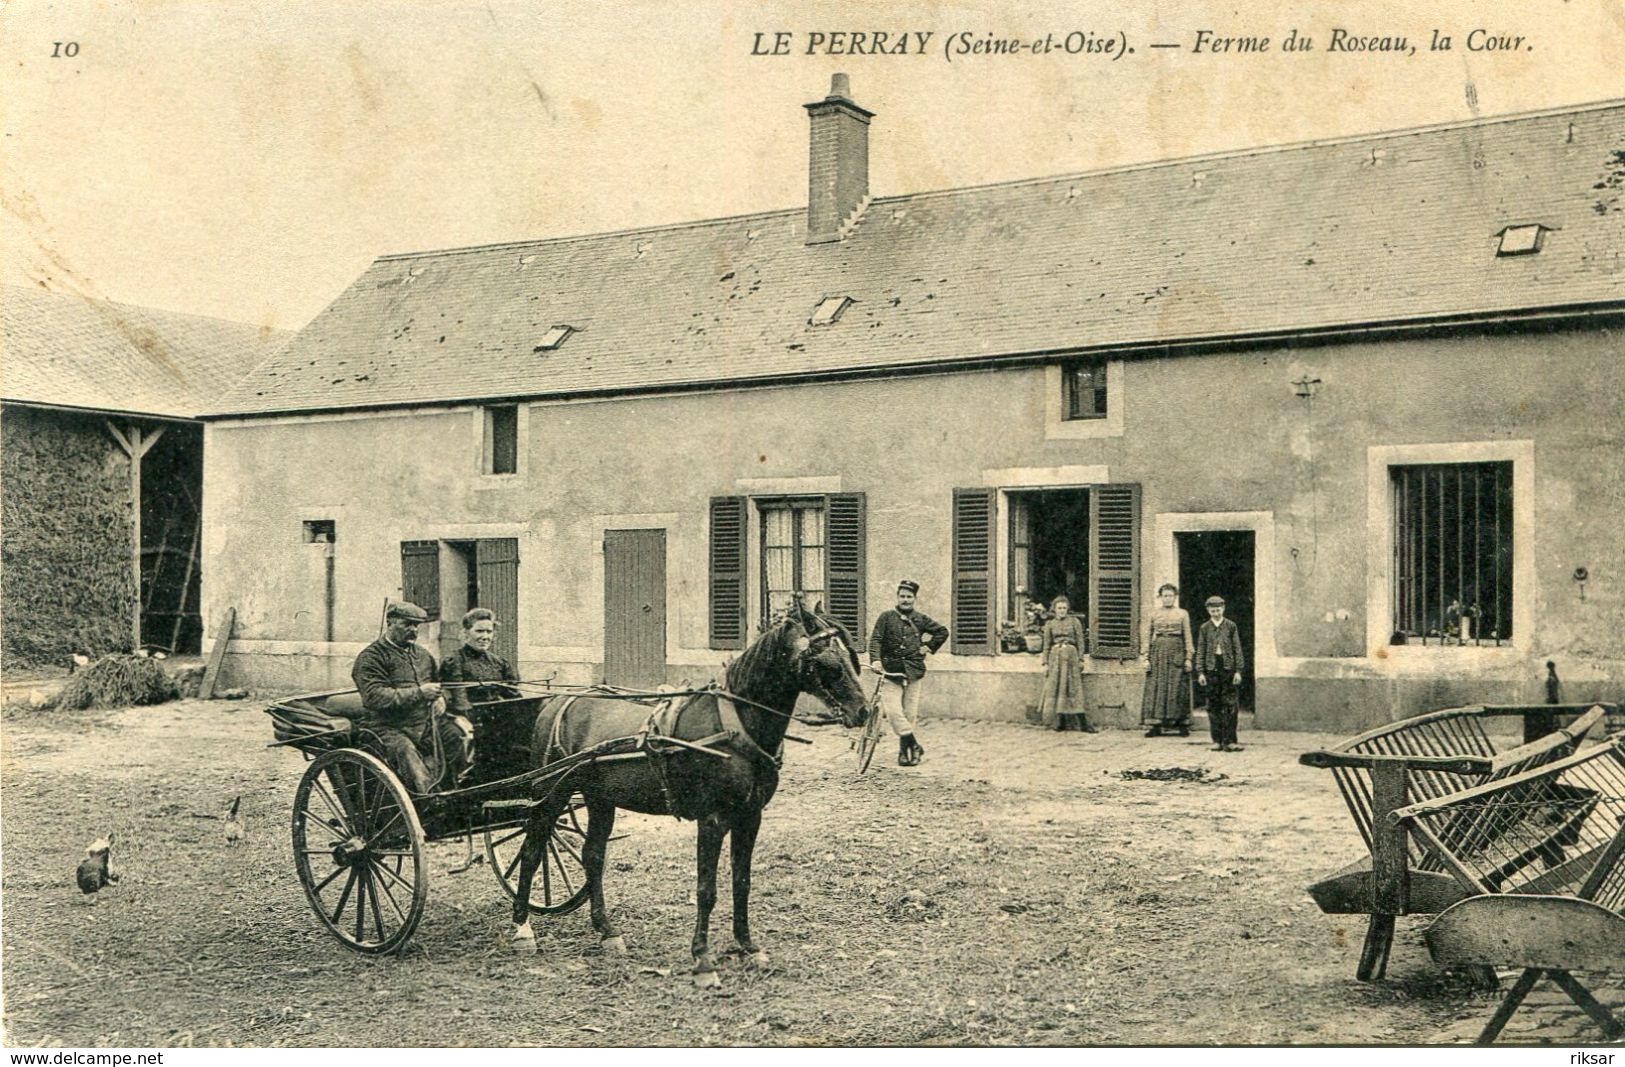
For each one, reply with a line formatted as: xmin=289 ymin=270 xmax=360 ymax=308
xmin=70 ymin=653 xmax=91 ymax=674
xmin=75 ymin=835 xmax=118 ymax=902
xmin=224 ymin=796 xmax=245 ymax=846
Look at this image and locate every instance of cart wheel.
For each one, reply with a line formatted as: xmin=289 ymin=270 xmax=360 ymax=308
xmin=292 ymin=748 xmax=427 ymax=954
xmin=484 ymin=793 xmax=590 ymax=915
xmin=855 ymin=712 xmax=884 ymax=775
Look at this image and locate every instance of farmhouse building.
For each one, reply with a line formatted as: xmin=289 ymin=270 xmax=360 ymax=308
xmin=201 ymin=80 xmax=1625 ymax=731
xmin=1 ymin=286 xmax=288 ymax=666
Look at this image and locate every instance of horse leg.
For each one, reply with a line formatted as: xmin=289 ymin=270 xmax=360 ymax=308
xmin=691 ymin=814 xmax=727 ymax=989
xmin=729 ymin=806 xmax=769 ymax=969
xmin=508 ymin=793 xmax=567 ymax=954
xmin=583 ymin=797 xmax=625 ymax=954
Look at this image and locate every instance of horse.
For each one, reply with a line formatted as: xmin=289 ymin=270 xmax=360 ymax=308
xmin=506 ymin=601 xmax=871 ymax=987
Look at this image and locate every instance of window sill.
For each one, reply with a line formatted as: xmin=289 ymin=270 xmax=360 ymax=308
xmin=1371 ymin=641 xmax=1528 ymax=671
xmin=1044 ymin=414 xmax=1124 ymax=440
xmin=474 ymin=473 xmax=523 ymax=491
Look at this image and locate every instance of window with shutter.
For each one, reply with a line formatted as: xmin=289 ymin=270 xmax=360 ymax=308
xmin=709 ymin=496 xmax=748 ymax=649
xmin=760 ymin=498 xmax=826 ymax=618
xmin=400 ymin=540 xmax=441 ymax=620
xmin=1088 ymin=484 xmax=1141 ymax=658
xmin=951 ymin=488 xmax=996 ymax=654
xmin=824 ymin=493 xmax=865 ymax=637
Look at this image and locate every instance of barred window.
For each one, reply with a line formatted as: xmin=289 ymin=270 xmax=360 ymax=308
xmin=1391 ymin=462 xmax=1512 ymax=645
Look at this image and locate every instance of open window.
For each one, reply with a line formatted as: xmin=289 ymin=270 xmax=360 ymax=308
xmin=953 ymin=483 xmax=1140 ymax=657
xmin=1007 ymin=489 xmax=1091 ymax=639
xmin=483 ymin=405 xmax=518 ymax=475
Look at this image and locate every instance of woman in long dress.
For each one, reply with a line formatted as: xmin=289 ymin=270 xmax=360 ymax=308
xmin=1039 ymin=595 xmax=1095 ymax=731
xmin=1140 ymin=583 xmax=1194 ymax=737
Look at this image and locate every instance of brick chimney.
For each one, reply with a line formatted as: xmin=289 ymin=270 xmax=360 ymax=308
xmin=804 ymin=73 xmax=872 ymax=244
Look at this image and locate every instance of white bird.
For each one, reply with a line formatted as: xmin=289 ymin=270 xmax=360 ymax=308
xmin=224 ymin=796 xmax=245 ymax=845
xmin=70 ymin=653 xmax=91 ymax=673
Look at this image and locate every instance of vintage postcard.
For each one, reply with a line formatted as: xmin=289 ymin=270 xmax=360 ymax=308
xmin=2 ymin=0 xmax=1623 ymax=1052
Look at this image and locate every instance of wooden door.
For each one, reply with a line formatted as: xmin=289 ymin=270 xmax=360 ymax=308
xmin=475 ymin=538 xmax=520 ymax=666
xmin=604 ymin=529 xmax=667 ymax=688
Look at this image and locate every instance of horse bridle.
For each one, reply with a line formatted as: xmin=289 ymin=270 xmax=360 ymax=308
xmin=716 ymin=623 xmax=858 ymax=723
xmin=794 ymin=625 xmax=865 ymax=721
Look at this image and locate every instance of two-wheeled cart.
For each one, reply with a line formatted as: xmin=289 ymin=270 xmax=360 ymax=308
xmin=266 ymin=684 xmax=724 ymax=953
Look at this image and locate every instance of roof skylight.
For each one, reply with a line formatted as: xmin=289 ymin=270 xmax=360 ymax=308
xmin=809 ymin=296 xmax=854 ymax=326
xmin=1497 ymin=224 xmax=1548 ymax=257
xmin=533 ymin=324 xmax=575 ymax=351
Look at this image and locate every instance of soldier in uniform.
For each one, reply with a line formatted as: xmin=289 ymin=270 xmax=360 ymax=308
xmin=867 ymin=580 xmax=949 ymax=766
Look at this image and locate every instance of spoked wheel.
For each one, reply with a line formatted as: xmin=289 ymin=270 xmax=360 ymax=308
xmin=855 ymin=711 xmax=884 ymax=774
xmin=292 ymin=748 xmax=427 ymax=954
xmin=484 ymin=792 xmax=591 ymax=915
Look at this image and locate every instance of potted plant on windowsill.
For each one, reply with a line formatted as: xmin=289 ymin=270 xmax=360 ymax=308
xmin=1022 ymin=600 xmax=1050 ymax=654
xmin=998 ymin=621 xmax=1027 ymax=654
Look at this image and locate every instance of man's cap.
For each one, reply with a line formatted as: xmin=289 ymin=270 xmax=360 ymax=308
xmin=897 ymin=580 xmax=920 ymax=595
xmin=1205 ymin=596 xmax=1226 ymax=607
xmin=386 ymin=601 xmax=430 ymax=623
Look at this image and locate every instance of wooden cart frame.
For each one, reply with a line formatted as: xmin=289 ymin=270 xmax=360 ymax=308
xmin=267 ymin=684 xmax=729 ymax=954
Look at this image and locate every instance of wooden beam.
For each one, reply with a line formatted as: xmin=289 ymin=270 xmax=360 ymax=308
xmin=170 ymin=514 xmax=202 ymax=653
xmin=136 ymin=425 xmax=165 ymax=458
xmin=104 ymin=419 xmax=133 ymax=455
xmin=129 ymin=423 xmax=143 ymax=649
xmin=199 ymin=607 xmax=236 ymax=700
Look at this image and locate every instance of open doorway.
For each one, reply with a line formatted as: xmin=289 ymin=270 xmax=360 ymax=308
xmin=1176 ymin=530 xmax=1255 ymax=711
xmin=440 ymin=539 xmax=519 ymax=666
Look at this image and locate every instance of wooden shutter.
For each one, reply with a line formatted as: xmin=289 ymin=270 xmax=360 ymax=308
xmin=823 ymin=493 xmax=865 ymax=637
xmin=709 ymin=496 xmax=748 ymax=649
xmin=951 ymin=488 xmax=996 ymax=655
xmin=475 ymin=538 xmax=520 ymax=665
xmin=1089 ymin=483 xmax=1141 ymax=658
xmin=400 ymin=540 xmax=440 ymax=620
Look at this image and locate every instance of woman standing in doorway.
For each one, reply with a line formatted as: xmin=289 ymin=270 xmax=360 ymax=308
xmin=1039 ymin=595 xmax=1095 ymax=731
xmin=1140 ymin=583 xmax=1194 ymax=737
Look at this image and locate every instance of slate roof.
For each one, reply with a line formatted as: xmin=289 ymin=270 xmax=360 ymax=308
xmin=214 ymin=100 xmax=1625 ymax=418
xmin=1 ymin=286 xmax=291 ymax=420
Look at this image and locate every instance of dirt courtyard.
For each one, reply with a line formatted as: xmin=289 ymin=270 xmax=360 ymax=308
xmin=0 ymin=698 xmax=1549 ymax=1046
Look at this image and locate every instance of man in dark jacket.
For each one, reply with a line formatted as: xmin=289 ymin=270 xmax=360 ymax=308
xmin=1194 ymin=595 xmax=1245 ymax=752
xmin=867 ymin=580 xmax=949 ymax=766
xmin=350 ymin=601 xmax=470 ymax=792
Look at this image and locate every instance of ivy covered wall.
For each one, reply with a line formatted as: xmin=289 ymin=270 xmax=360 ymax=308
xmin=1 ymin=405 xmax=136 ymax=666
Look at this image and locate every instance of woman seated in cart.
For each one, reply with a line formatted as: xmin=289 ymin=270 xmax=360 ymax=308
xmin=440 ymin=607 xmax=534 ymax=782
xmin=440 ymin=607 xmax=522 ymax=711
xmin=349 ymin=601 xmax=472 ymax=793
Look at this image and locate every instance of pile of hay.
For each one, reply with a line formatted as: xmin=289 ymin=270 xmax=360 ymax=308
xmin=50 ymin=654 xmax=178 ymax=710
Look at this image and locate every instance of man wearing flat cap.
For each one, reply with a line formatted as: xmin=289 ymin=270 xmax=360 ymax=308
xmin=867 ymin=580 xmax=949 ymax=766
xmin=350 ymin=601 xmax=471 ymax=792
xmin=1194 ymin=595 xmax=1245 ymax=752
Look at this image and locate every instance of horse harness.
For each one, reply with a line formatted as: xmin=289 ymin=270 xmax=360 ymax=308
xmin=540 ymin=687 xmax=786 ymax=816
